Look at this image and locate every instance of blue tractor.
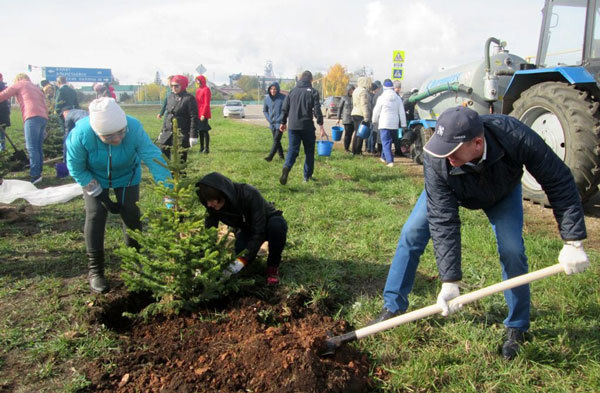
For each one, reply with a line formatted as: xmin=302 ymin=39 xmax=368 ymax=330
xmin=403 ymin=0 xmax=600 ymax=205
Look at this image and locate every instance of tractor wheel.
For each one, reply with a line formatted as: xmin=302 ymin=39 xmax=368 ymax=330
xmin=509 ymin=81 xmax=600 ymax=205
xmin=410 ymin=125 xmax=434 ymax=165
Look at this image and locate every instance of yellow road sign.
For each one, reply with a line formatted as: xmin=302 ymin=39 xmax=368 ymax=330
xmin=393 ymin=50 xmax=405 ymax=63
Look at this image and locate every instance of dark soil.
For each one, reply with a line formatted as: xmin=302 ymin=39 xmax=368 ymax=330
xmin=84 ymin=287 xmax=377 ymax=393
xmin=0 ymin=205 xmax=31 ymax=224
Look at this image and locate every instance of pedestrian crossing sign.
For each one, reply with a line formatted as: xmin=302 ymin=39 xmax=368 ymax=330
xmin=393 ymin=50 xmax=405 ymax=63
xmin=392 ymin=68 xmax=404 ymax=80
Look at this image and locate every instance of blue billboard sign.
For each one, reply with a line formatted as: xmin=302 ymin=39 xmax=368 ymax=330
xmin=42 ymin=67 xmax=112 ymax=83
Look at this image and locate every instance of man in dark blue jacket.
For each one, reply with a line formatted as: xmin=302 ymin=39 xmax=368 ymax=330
xmin=279 ymin=71 xmax=327 ymax=185
xmin=55 ymin=76 xmax=80 ymax=130
xmin=371 ymin=106 xmax=589 ymax=360
xmin=262 ymin=82 xmax=286 ymax=162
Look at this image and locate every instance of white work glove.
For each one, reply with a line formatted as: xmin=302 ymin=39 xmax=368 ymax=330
xmin=189 ymin=137 xmax=199 ymax=147
xmin=558 ymin=241 xmax=589 ymax=275
xmin=83 ymin=179 xmax=102 ymax=197
xmin=437 ymin=282 xmax=462 ymax=317
xmin=222 ymin=257 xmax=247 ymax=278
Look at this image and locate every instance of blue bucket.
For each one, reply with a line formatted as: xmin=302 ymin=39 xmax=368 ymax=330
xmin=397 ymin=127 xmax=403 ymax=139
xmin=331 ymin=126 xmax=343 ymax=141
xmin=357 ymin=123 xmax=370 ymax=139
xmin=55 ymin=162 xmax=69 ymax=178
xmin=317 ymin=140 xmax=334 ymax=156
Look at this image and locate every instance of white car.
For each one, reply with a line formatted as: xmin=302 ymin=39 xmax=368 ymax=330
xmin=223 ymin=100 xmax=245 ymax=118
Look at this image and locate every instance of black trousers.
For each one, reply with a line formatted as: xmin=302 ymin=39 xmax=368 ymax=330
xmin=84 ymin=185 xmax=141 ymax=254
xmin=267 ymin=126 xmax=284 ymax=159
xmin=342 ymin=122 xmax=354 ymax=151
xmin=199 ymin=130 xmax=210 ymax=151
xmin=234 ymin=215 xmax=288 ymax=267
xmin=351 ymin=115 xmax=364 ymax=155
xmin=160 ymin=134 xmax=189 ymax=162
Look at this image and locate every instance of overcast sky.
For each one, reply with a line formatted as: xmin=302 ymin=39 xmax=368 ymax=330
xmin=3 ymin=0 xmax=545 ymax=90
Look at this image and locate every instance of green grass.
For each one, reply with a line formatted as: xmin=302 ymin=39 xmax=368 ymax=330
xmin=1 ymin=105 xmax=599 ymax=392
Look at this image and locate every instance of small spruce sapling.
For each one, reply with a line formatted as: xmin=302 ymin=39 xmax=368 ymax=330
xmin=118 ymin=118 xmax=252 ymax=317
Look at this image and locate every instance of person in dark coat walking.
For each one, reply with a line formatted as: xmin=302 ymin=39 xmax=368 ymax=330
xmin=196 ymin=172 xmax=288 ymax=285
xmin=336 ymin=85 xmax=355 ymax=152
xmin=157 ymin=75 xmax=198 ymax=163
xmin=370 ymin=106 xmax=589 ymax=360
xmin=367 ymin=81 xmax=382 ymax=154
xmin=279 ymin=71 xmax=327 ymax=185
xmin=262 ymin=82 xmax=285 ymax=161
xmin=0 ymin=73 xmax=10 ymax=152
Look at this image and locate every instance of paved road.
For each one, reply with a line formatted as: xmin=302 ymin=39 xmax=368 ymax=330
xmin=239 ymin=104 xmax=343 ymax=138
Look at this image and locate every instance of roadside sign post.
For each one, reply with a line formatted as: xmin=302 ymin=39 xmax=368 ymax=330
xmin=196 ymin=64 xmax=206 ymax=75
xmin=42 ymin=67 xmax=112 ymax=82
xmin=391 ymin=50 xmax=405 ymax=81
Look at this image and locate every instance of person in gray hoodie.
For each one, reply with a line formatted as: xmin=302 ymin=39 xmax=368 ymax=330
xmin=336 ymin=85 xmax=355 ymax=152
xmin=262 ymin=82 xmax=286 ymax=161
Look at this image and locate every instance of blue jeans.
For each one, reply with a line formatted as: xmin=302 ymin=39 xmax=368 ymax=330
xmin=0 ymin=125 xmax=6 ymax=151
xmin=24 ymin=116 xmax=47 ymax=181
xmin=367 ymin=129 xmax=376 ymax=152
xmin=380 ymin=129 xmax=394 ymax=163
xmin=383 ymin=185 xmax=530 ymax=330
xmin=283 ymin=128 xmax=316 ymax=180
xmin=267 ymin=125 xmax=284 ymax=158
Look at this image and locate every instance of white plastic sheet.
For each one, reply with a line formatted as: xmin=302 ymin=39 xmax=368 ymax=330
xmin=0 ymin=179 xmax=83 ymax=206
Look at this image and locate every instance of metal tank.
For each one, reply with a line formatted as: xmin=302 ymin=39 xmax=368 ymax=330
xmin=413 ymin=39 xmax=529 ymax=120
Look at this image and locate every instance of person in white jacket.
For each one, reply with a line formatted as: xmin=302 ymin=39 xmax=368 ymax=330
xmin=372 ymin=79 xmax=407 ymax=167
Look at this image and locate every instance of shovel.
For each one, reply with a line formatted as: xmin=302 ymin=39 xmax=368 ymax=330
xmin=322 ymin=263 xmax=565 ymax=356
xmin=1 ymin=128 xmax=28 ymax=169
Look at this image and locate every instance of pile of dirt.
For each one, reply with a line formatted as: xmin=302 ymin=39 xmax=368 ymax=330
xmin=85 ymin=289 xmax=377 ymax=392
xmin=0 ymin=205 xmax=34 ymax=225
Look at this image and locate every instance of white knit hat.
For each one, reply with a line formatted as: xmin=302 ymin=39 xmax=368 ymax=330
xmin=89 ymin=97 xmax=127 ymax=135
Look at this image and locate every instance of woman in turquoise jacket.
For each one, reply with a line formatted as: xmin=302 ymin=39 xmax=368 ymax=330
xmin=66 ymin=97 xmax=171 ymax=294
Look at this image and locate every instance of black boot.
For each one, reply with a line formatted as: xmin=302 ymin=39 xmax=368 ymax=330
xmin=204 ymin=133 xmax=210 ymax=154
xmin=502 ymin=327 xmax=525 ymax=360
xmin=87 ymin=251 xmax=109 ymax=294
xmin=279 ymin=166 xmax=290 ymax=185
xmin=367 ymin=307 xmax=400 ymax=326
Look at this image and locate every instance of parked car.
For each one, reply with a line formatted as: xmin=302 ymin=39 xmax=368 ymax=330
xmin=223 ymin=100 xmax=245 ymax=118
xmin=321 ymin=96 xmax=341 ymax=119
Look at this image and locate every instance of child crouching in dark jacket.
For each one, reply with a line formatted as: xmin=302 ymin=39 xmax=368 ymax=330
xmin=196 ymin=172 xmax=288 ymax=284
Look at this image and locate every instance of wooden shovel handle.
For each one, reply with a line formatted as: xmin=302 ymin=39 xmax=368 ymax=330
xmin=355 ymin=264 xmax=564 ymax=339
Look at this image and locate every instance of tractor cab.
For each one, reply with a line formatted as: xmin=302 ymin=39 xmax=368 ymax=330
xmin=536 ymin=0 xmax=600 ymax=70
xmin=503 ymin=0 xmax=600 ymax=204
